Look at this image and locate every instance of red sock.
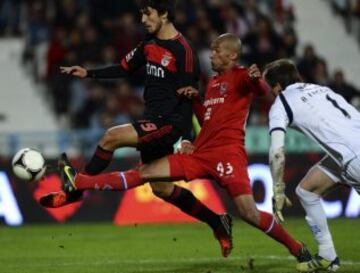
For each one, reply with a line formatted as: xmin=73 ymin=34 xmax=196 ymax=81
xmin=257 ymin=211 xmax=302 ymax=257
xmin=74 ymin=170 xmax=143 ymax=191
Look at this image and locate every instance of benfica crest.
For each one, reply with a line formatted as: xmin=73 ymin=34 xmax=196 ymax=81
xmin=161 ymin=55 xmax=172 ymax=67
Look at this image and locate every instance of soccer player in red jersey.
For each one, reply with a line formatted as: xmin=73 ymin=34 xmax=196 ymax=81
xmin=40 ymin=0 xmax=233 ymax=257
xmin=58 ymin=33 xmax=312 ymax=263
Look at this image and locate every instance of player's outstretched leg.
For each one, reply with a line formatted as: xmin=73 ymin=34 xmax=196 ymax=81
xmin=58 ymin=155 xmax=174 ymax=193
xmin=233 ymin=194 xmax=312 ymax=262
xmin=42 ymin=153 xmax=146 ymax=207
xmin=60 ymin=149 xmax=180 ymax=193
xmin=296 ymin=254 xmax=340 ymax=272
xmin=40 ymin=153 xmax=83 ymax=208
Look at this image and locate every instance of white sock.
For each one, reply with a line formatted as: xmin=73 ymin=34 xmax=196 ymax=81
xmin=296 ymin=186 xmax=337 ymax=261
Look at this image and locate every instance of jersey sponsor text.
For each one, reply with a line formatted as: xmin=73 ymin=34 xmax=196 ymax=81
xmin=204 ymin=97 xmax=225 ymax=107
xmin=146 ymin=63 xmax=165 ymax=78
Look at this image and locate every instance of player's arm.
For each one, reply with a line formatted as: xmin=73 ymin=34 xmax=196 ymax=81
xmin=177 ymin=86 xmax=205 ymax=125
xmin=175 ymin=41 xmax=205 ymax=124
xmin=269 ymin=130 xmax=292 ymax=223
xmin=60 ymin=63 xmax=130 ymax=79
xmin=268 ymin=98 xmax=291 ymax=222
xmin=247 ymin=64 xmax=269 ymax=96
xmin=60 ymin=43 xmax=146 ymax=79
xmin=176 ymin=38 xmax=200 ymax=89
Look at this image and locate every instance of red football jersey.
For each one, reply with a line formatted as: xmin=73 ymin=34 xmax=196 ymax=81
xmin=194 ymin=65 xmax=267 ymax=152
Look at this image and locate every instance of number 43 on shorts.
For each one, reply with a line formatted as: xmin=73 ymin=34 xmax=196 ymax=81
xmin=216 ymin=162 xmax=234 ymax=177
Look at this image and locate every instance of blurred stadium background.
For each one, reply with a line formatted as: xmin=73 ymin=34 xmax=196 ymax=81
xmin=1 ymin=0 xmax=360 ymax=272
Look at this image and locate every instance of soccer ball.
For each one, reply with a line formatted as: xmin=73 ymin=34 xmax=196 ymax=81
xmin=12 ymin=148 xmax=46 ymax=181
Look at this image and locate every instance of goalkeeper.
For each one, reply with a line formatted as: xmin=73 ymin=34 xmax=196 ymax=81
xmin=264 ymin=59 xmax=359 ymax=272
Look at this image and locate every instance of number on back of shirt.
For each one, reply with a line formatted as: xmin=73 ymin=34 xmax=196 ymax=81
xmin=326 ymin=94 xmax=351 ymax=119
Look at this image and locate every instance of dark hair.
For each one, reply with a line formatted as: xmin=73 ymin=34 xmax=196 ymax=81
xmin=263 ymin=59 xmax=302 ymax=88
xmin=137 ymin=0 xmax=177 ymax=22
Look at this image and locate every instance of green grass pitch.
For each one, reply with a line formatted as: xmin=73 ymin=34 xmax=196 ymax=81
xmin=1 ymin=218 xmax=359 ymax=273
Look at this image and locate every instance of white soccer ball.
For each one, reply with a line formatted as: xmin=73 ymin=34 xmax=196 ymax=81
xmin=12 ymin=148 xmax=46 ymax=181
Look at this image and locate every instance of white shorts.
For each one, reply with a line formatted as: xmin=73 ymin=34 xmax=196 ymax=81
xmin=317 ymin=155 xmax=360 ymax=193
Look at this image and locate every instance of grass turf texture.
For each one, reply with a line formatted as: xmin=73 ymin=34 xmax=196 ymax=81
xmin=1 ymin=218 xmax=359 ymax=273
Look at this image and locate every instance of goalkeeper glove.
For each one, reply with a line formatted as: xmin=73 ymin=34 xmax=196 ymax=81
xmin=272 ymin=182 xmax=292 ymax=223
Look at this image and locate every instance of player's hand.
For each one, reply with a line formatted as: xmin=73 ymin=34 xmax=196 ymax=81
xmin=177 ymin=86 xmax=199 ymax=99
xmin=248 ymin=64 xmax=261 ymax=80
xmin=175 ymin=140 xmax=195 ymax=155
xmin=272 ymin=182 xmax=292 ymax=223
xmin=60 ymin=66 xmax=88 ymax=78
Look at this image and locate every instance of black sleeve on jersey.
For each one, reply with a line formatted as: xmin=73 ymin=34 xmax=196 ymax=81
xmin=87 ymin=65 xmax=129 ymax=79
xmin=86 ymin=42 xmax=146 ymax=79
xmin=176 ymin=38 xmax=200 ymax=89
xmin=183 ymin=53 xmax=200 ymax=89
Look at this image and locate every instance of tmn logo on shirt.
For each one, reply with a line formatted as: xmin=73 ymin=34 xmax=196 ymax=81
xmin=146 ymin=63 xmax=165 ymax=78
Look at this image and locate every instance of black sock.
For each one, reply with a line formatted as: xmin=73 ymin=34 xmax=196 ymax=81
xmin=84 ymin=145 xmax=114 ymax=175
xmin=162 ymin=185 xmax=221 ymax=230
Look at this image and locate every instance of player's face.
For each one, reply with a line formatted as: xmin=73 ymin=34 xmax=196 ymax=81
xmin=140 ymin=7 xmax=163 ymax=35
xmin=210 ymin=41 xmax=234 ymax=73
xmin=270 ymin=83 xmax=282 ymax=96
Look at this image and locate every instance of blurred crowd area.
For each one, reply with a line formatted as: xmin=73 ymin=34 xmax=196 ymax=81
xmin=0 ymin=0 xmax=360 ymax=129
xmin=330 ymin=0 xmax=360 ymax=44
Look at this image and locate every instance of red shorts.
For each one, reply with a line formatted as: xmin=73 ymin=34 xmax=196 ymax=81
xmin=168 ymin=148 xmax=252 ymax=197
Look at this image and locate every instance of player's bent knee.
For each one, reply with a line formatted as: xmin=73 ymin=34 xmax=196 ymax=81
xmin=150 ymin=182 xmax=174 ymax=198
xmin=100 ymin=130 xmax=120 ymax=149
xmin=139 ymin=165 xmax=161 ymax=182
xmin=295 ymin=185 xmax=306 ymax=199
xmin=101 ymin=128 xmax=130 ymax=150
xmin=296 ymin=185 xmax=319 ymax=204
